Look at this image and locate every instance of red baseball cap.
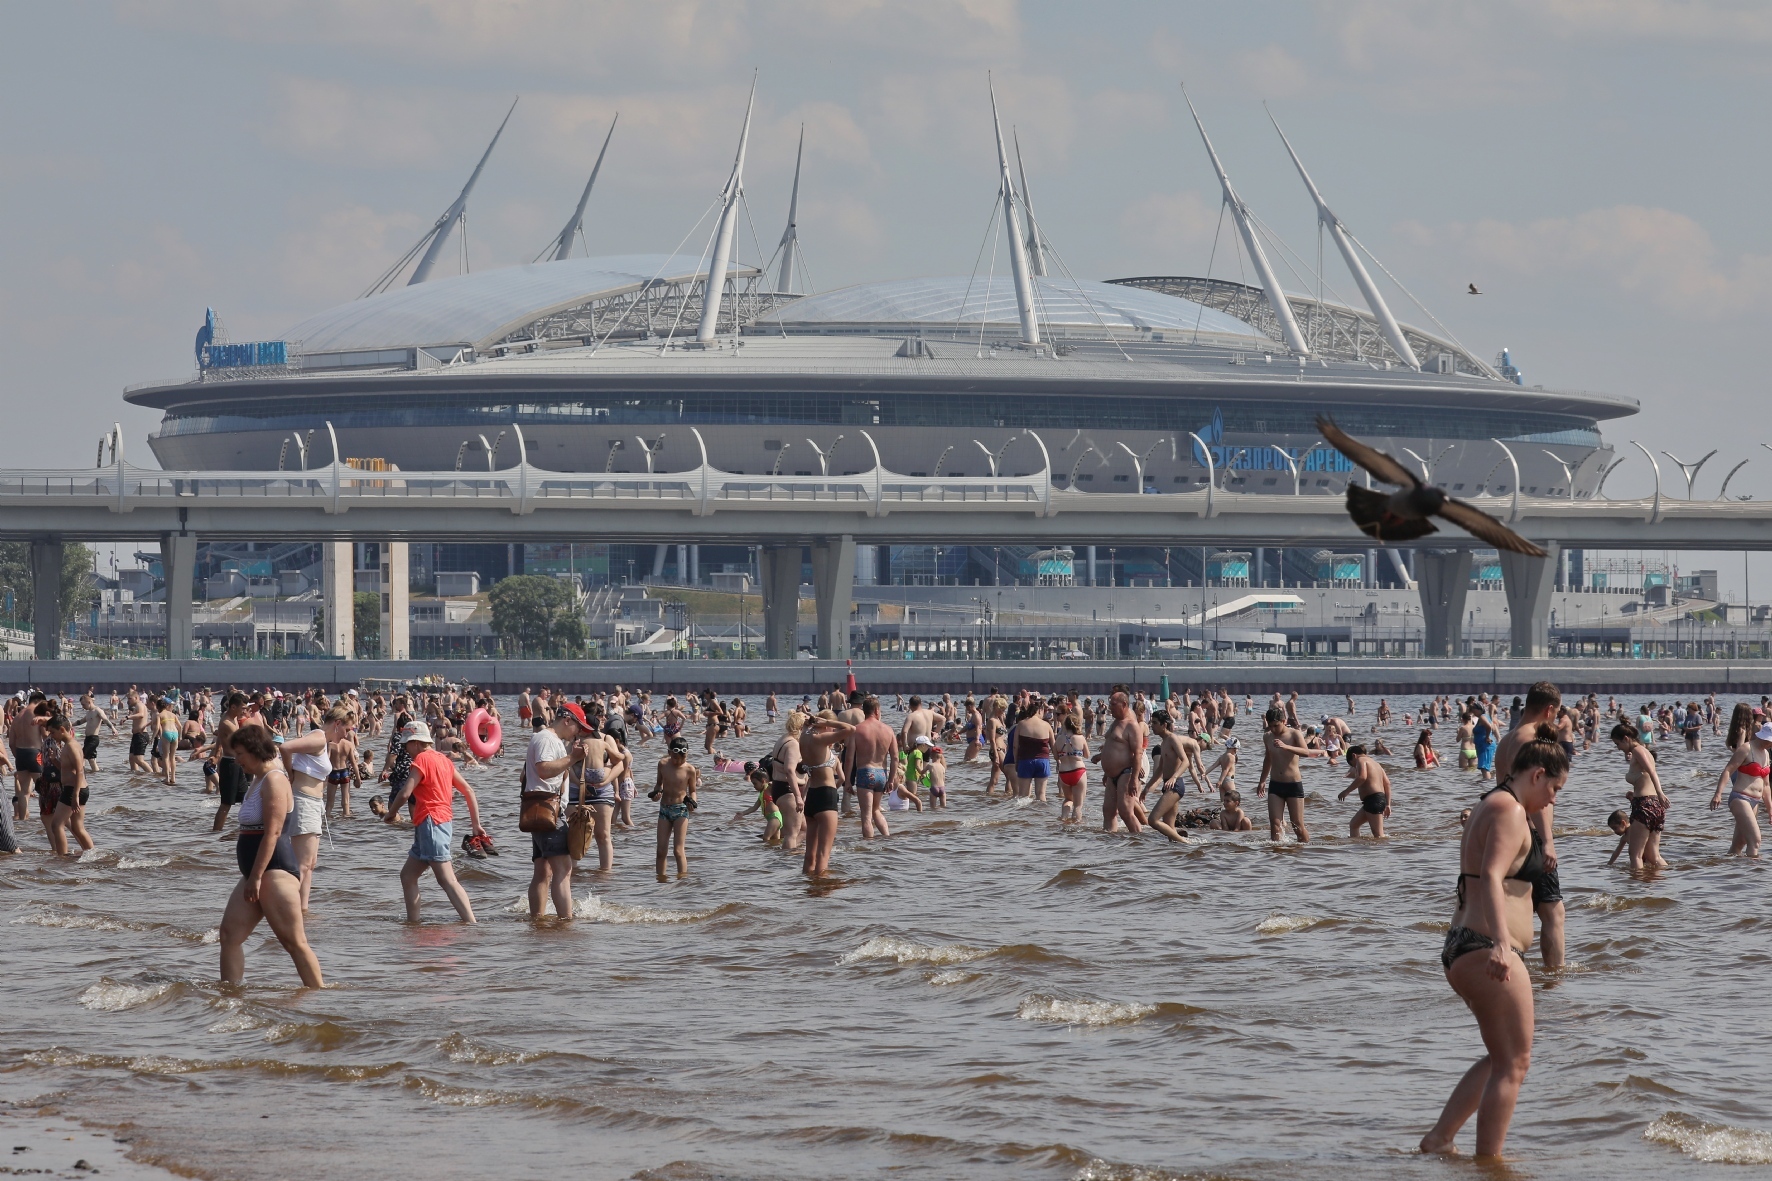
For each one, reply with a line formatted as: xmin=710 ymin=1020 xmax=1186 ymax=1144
xmin=558 ymin=701 xmax=589 ymax=729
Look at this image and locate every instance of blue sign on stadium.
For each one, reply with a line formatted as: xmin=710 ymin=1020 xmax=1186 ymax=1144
xmin=202 ymin=340 xmax=289 ymax=369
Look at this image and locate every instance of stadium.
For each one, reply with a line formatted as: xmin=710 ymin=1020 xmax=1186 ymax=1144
xmin=123 ymin=90 xmax=1637 ymax=589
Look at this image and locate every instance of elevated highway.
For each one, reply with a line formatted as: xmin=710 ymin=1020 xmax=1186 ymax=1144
xmin=1 ymin=433 xmax=1759 ymax=663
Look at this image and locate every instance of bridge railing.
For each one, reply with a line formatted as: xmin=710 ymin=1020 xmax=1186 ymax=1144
xmin=3 ymin=459 xmax=1755 ymax=527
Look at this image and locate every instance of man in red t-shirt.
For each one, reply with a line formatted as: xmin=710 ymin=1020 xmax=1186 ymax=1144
xmin=384 ymin=721 xmax=486 ymax=923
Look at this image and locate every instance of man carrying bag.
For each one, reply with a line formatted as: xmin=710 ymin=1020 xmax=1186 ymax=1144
xmin=524 ymin=701 xmax=590 ymax=920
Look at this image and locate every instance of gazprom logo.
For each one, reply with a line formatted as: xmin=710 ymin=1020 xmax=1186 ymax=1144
xmin=1193 ymin=407 xmax=1354 ymax=474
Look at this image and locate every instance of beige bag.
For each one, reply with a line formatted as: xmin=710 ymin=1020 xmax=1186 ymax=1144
xmin=566 ymin=803 xmax=594 ymax=860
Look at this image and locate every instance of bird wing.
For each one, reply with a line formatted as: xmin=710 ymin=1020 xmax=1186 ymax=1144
xmin=1315 ymin=417 xmax=1420 ymax=488
xmin=1437 ymin=498 xmax=1548 ymax=557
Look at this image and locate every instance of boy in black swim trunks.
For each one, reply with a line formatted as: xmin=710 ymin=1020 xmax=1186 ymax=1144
xmin=1257 ymin=707 xmax=1323 ymax=843
xmin=1338 ymin=744 xmax=1392 ymax=838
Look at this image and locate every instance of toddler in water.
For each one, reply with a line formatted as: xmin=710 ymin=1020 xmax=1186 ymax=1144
xmin=1212 ymin=789 xmax=1254 ymax=831
xmin=926 ymin=746 xmax=947 ymax=810
xmin=730 ymin=764 xmax=782 ymax=844
xmin=1605 ymin=808 xmax=1631 ymax=865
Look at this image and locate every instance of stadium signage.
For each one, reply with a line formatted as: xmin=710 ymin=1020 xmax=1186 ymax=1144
xmin=201 ymin=340 xmax=290 ymax=369
xmin=1191 ymin=407 xmax=1354 ymax=473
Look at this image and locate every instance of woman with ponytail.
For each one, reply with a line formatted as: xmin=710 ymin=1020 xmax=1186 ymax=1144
xmin=1422 ymin=726 xmax=1568 ymax=1158
xmin=1711 ymin=703 xmax=1767 ymax=858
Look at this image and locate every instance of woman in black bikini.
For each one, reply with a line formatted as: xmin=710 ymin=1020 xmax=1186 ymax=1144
xmin=797 ymin=714 xmax=853 ymax=879
xmin=1422 ymin=726 xmax=1566 ymax=1159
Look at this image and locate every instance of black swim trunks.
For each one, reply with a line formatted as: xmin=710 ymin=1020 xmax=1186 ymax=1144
xmin=768 ymin=781 xmax=795 ymax=803
xmin=803 ymin=786 xmax=840 ymax=816
xmin=82 ymin=735 xmax=100 ymax=761
xmin=1269 ymin=780 xmax=1305 ymax=800
xmin=217 ymin=757 xmax=247 ymax=807
xmin=58 ymin=784 xmax=90 ymax=810
xmin=1361 ymin=791 xmax=1388 ymax=814
xmin=1532 ymin=864 xmax=1563 ymax=907
xmin=128 ymin=731 xmax=150 ymax=758
xmin=10 ymin=746 xmax=40 ymax=775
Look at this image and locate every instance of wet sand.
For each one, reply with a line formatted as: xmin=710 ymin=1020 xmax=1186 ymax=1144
xmin=4 ymin=694 xmax=1771 ymax=1178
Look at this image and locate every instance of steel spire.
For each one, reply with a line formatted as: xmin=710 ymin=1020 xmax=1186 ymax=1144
xmin=1014 ymin=129 xmax=1046 ymax=278
xmin=696 ymin=75 xmax=755 ymax=343
xmin=1268 ymin=107 xmax=1419 ymax=369
xmin=409 ymin=97 xmax=517 ymax=285
xmin=1181 ymin=85 xmax=1308 ymax=355
xmin=989 ymin=75 xmax=1040 ymax=346
xmin=541 ymin=112 xmax=618 ymax=262
xmin=775 ymin=124 xmax=803 ymax=293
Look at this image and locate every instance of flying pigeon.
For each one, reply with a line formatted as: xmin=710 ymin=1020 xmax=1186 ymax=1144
xmin=1468 ymin=283 xmax=1482 ymax=295
xmin=1315 ymin=416 xmax=1548 ymax=556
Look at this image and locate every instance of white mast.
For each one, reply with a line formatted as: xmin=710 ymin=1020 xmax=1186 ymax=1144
xmin=989 ymin=75 xmax=1040 ymax=346
xmin=696 ymin=77 xmax=755 ymax=343
xmin=544 ymin=112 xmax=618 ymax=262
xmin=1014 ymin=129 xmax=1046 ymax=277
xmin=1268 ymin=109 xmax=1419 ymax=369
xmin=1181 ymin=86 xmax=1308 ymax=356
xmin=775 ymin=124 xmax=803 ymax=293
xmin=410 ymin=97 xmax=517 ymax=285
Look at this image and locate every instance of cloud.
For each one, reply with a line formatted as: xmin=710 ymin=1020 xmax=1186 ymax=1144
xmin=1411 ymin=204 xmax=1772 ymax=318
xmin=119 ymin=0 xmax=1022 ymax=79
xmin=44 ymin=224 xmax=209 ymax=303
xmin=1532 ymin=0 xmax=1772 ymax=44
xmin=870 ymin=68 xmax=1078 ymax=163
xmin=1234 ymin=45 xmax=1311 ymax=99
xmin=1324 ymin=2 xmax=1550 ymax=107
xmin=119 ymin=0 xmax=745 ymax=78
xmin=1118 ymin=189 xmax=1222 ymax=269
xmin=276 ymin=202 xmax=427 ymax=304
xmin=269 ymin=76 xmax=466 ymax=168
xmin=800 ymin=194 xmax=886 ymax=266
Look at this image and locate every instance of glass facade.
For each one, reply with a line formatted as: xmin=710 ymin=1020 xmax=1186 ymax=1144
xmin=157 ymin=390 xmax=1602 ymax=447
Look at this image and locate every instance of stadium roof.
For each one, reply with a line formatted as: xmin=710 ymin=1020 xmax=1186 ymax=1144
xmin=755 ymin=275 xmax=1268 ymax=340
xmin=282 ymin=254 xmax=757 ymax=354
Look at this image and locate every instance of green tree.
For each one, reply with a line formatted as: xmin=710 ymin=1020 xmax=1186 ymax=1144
xmin=0 ymin=542 xmax=98 ymax=630
xmin=489 ymin=575 xmax=583 ymax=657
xmin=310 ymin=591 xmax=382 ymax=657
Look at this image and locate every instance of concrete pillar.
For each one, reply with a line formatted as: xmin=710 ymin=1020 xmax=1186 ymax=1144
xmin=652 ymin=544 xmax=668 ymax=579
xmin=1501 ymin=541 xmax=1559 ymax=660
xmin=676 ymin=544 xmax=688 ymax=585
xmin=156 ymin=532 xmax=196 ymax=660
xmin=811 ymin=534 xmax=856 ymax=659
xmin=1417 ymin=549 xmax=1473 ymax=658
xmin=854 ymin=544 xmax=877 ymax=586
xmin=760 ymin=545 xmax=802 ymax=659
xmin=321 ymin=540 xmax=353 ymax=658
xmin=30 ymin=540 xmax=63 ymax=659
xmin=689 ymin=544 xmax=700 ymax=586
xmin=380 ymin=541 xmax=409 ymax=660
xmin=1087 ymin=545 xmax=1097 ymax=586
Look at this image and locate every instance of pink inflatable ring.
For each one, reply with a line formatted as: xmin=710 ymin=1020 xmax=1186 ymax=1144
xmin=464 ymin=707 xmax=502 ymax=759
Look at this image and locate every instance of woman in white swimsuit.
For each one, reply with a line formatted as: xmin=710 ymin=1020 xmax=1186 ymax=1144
xmin=277 ymin=705 xmax=355 ymax=914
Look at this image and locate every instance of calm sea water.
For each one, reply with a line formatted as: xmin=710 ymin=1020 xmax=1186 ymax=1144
xmin=3 ymin=693 xmax=1770 ymax=1179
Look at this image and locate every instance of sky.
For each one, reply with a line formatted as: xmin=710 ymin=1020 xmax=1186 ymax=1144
xmin=5 ymin=0 xmax=1772 ymax=593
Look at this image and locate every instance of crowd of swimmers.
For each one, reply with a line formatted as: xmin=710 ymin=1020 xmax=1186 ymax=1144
xmin=5 ymin=675 xmax=1768 ymax=1160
